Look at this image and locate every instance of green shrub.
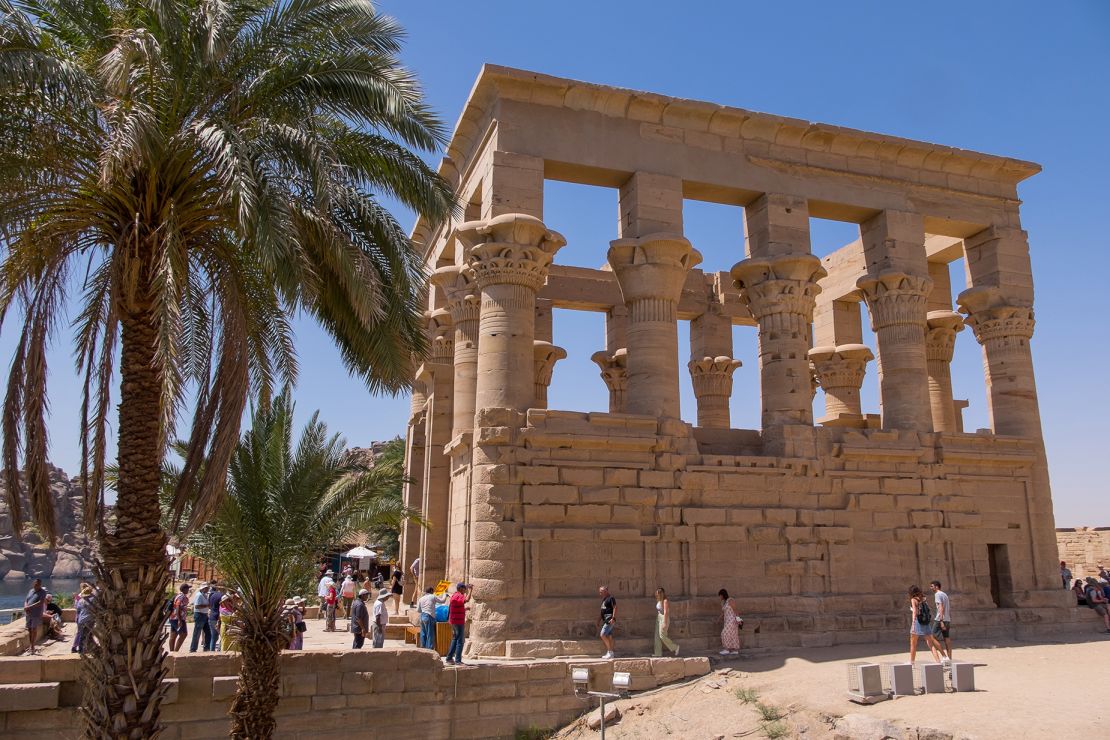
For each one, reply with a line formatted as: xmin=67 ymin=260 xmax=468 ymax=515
xmin=764 ymin=720 xmax=789 ymax=739
xmin=755 ymin=703 xmax=783 ymax=722
xmin=734 ymin=687 xmax=759 ymax=704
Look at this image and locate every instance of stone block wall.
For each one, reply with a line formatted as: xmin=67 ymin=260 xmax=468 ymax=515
xmin=459 ymin=409 xmax=1076 ymax=656
xmin=0 ymin=649 xmax=709 ymax=739
xmin=1057 ymin=528 xmax=1110 ymax=580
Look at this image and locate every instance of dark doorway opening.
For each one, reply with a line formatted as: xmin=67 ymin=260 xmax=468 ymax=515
xmin=987 ymin=543 xmax=1014 ymax=608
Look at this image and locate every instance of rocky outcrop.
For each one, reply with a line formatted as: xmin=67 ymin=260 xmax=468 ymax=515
xmin=0 ymin=463 xmax=94 ymax=581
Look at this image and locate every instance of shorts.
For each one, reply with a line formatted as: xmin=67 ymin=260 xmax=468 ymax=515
xmin=25 ymin=614 xmax=42 ymax=631
xmin=1094 ymin=604 xmax=1109 ymax=617
xmin=600 ymin=622 xmax=613 ymax=637
xmin=168 ymin=619 xmax=187 ymax=635
xmin=932 ymin=621 xmax=951 ymax=639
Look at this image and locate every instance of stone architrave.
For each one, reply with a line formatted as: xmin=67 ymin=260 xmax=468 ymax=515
xmin=431 ymin=265 xmax=482 ymax=436
xmin=607 ymin=235 xmax=702 ymax=419
xmin=856 ymin=270 xmax=934 ymax=432
xmin=688 ymin=356 xmax=742 ymax=428
xmin=457 ymin=213 xmax=566 ymax=416
xmin=808 ymin=344 xmax=874 ymax=427
xmin=730 ymin=254 xmax=826 ymax=428
xmin=532 ymin=341 xmax=567 ymax=409
xmin=591 ymin=349 xmax=628 ymax=413
xmin=957 ymin=287 xmax=1038 ymax=437
xmin=925 ymin=310 xmax=964 ymax=433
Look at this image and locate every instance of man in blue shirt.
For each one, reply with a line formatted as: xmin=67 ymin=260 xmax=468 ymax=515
xmin=207 ymin=582 xmax=223 ymax=651
xmin=24 ymin=578 xmax=46 ymax=655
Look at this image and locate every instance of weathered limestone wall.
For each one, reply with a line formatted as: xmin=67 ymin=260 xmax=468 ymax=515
xmin=0 ymin=650 xmax=709 ymax=739
xmin=1057 ymin=528 xmax=1110 ymax=580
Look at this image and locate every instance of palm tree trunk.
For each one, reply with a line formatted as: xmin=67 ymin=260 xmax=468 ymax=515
xmin=82 ymin=286 xmax=172 ymax=738
xmin=230 ymin=616 xmax=282 ymax=739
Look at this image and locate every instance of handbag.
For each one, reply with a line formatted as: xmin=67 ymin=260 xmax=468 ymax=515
xmin=735 ymin=616 xmax=744 ymax=629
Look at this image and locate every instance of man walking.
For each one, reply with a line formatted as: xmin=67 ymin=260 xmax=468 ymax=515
xmin=409 ymin=557 xmax=422 ymax=606
xmin=350 ymin=588 xmax=370 ymax=649
xmin=371 ymin=588 xmax=390 ymax=648
xmin=340 ymin=574 xmax=357 ymax=618
xmin=597 ymin=586 xmax=617 ymax=659
xmin=930 ymin=580 xmax=952 ymax=661
xmin=324 ymin=578 xmax=338 ymax=632
xmin=189 ymin=582 xmax=212 ymax=652
xmin=207 ymin=581 xmax=223 ymax=651
xmin=417 ymin=586 xmax=446 ymax=650
xmin=316 ymin=569 xmax=335 ymax=619
xmin=23 ymin=578 xmax=47 ymax=655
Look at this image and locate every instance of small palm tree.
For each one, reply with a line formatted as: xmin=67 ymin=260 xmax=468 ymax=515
xmin=185 ymin=391 xmax=419 ymax=739
xmin=0 ymin=0 xmax=450 ymax=733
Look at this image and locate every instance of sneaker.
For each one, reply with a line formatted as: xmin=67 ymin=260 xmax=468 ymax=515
xmin=445 ymin=659 xmax=455 ymax=665
xmin=456 ymin=661 xmax=466 ymax=666
xmin=719 ymin=649 xmax=730 ymax=655
xmin=729 ymin=650 xmax=739 ymax=655
xmin=603 ymin=651 xmax=614 ymax=659
xmin=674 ymin=645 xmax=680 ymax=656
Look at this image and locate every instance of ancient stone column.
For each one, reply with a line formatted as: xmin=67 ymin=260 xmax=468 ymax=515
xmin=591 ymin=349 xmax=628 ymax=413
xmin=925 ymin=310 xmax=964 ymax=434
xmin=808 ymin=344 xmax=874 ymax=426
xmin=457 ymin=214 xmax=566 ymax=416
xmin=532 ymin=341 xmax=566 ymax=409
xmin=607 ymin=234 xmax=701 ymax=419
xmin=688 ymin=356 xmax=742 ymax=428
xmin=957 ymin=287 xmax=1039 ymax=438
xmin=415 ymin=309 xmax=454 ymax=587
xmin=408 ymin=379 xmax=427 ymax=421
xmin=731 ymin=254 xmax=826 ymax=428
xmin=431 ymin=265 xmax=481 ymax=436
xmin=856 ymin=271 xmax=934 ymax=432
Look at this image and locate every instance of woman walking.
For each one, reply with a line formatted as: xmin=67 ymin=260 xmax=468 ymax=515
xmin=72 ymin=584 xmax=95 ymax=654
xmin=653 ymin=588 xmax=680 ymax=657
xmin=717 ymin=589 xmax=741 ymax=656
xmin=908 ymin=585 xmax=942 ymax=664
xmin=390 ymin=567 xmax=405 ymax=615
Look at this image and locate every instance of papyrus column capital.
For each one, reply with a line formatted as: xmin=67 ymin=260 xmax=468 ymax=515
xmin=425 ymin=309 xmax=454 ymax=364
xmin=457 ymin=213 xmax=566 ymax=292
xmin=532 ymin=341 xmax=567 ymax=409
xmin=958 ymin=286 xmax=1035 ymax=347
xmin=607 ymin=233 xmax=702 ymax=305
xmin=431 ymin=265 xmax=481 ymax=324
xmin=591 ymin=349 xmax=628 ymax=414
xmin=731 ymin=253 xmax=827 ymax=320
xmin=925 ymin=310 xmax=964 ymax=363
xmin=809 ymin=344 xmax=873 ymax=427
xmin=856 ymin=271 xmax=934 ymax=330
xmin=688 ymin=356 xmax=741 ymax=429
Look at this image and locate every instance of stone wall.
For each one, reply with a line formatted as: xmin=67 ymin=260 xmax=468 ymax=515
xmin=1057 ymin=528 xmax=1110 ymax=580
xmin=0 ymin=649 xmax=709 ymax=739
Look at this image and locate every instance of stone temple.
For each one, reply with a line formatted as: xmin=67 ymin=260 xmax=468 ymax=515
xmin=399 ymin=66 xmax=1071 ymax=657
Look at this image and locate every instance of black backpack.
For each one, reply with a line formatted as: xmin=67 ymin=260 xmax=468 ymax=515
xmin=917 ymin=600 xmax=931 ymax=625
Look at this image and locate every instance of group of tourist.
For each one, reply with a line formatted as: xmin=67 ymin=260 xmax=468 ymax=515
xmin=167 ymin=580 xmax=240 ymax=652
xmin=314 ymin=563 xmax=406 ymax=631
xmin=1062 ymin=560 xmax=1110 ymax=633
xmin=22 ymin=578 xmax=95 ymax=655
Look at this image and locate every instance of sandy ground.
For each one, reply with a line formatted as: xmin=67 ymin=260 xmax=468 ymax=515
xmin=556 ymin=634 xmax=1110 ymax=739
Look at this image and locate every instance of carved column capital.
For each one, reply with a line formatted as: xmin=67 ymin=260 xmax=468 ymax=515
xmin=607 ymin=233 xmax=702 ymax=306
xmin=456 ymin=213 xmax=566 ymax=292
xmin=431 ymin=265 xmax=481 ymax=323
xmin=856 ymin=270 xmax=933 ymax=330
xmin=958 ymin=286 xmax=1035 ymax=346
xmin=425 ymin=309 xmax=454 ymax=364
xmin=688 ymin=356 xmax=742 ymax=397
xmin=809 ymin=344 xmax=873 ymax=426
xmin=925 ymin=310 xmax=964 ymax=363
xmin=532 ymin=341 xmax=567 ymax=408
xmin=591 ymin=349 xmax=628 ymax=413
xmin=730 ymin=253 xmax=827 ymax=319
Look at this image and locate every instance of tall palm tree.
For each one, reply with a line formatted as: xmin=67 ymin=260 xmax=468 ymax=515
xmin=0 ymin=0 xmax=452 ymax=734
xmin=185 ymin=392 xmax=419 ymax=739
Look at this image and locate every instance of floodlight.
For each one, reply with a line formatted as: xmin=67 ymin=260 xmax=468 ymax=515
xmin=572 ymin=667 xmax=590 ymax=693
xmin=612 ymin=672 xmax=631 ymax=690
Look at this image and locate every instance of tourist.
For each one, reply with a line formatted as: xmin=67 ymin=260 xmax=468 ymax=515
xmin=189 ymin=582 xmax=212 ymax=652
xmin=930 ymin=580 xmax=953 ymax=661
xmin=316 ymin=569 xmax=335 ymax=619
xmin=409 ymin=557 xmax=421 ymax=605
xmin=23 ymin=578 xmax=46 ymax=654
xmin=294 ymin=597 xmax=307 ymax=647
xmin=597 ymin=586 xmax=617 ymax=659
xmin=350 ymin=588 xmax=370 ymax=649
xmin=717 ymin=589 xmax=741 ymax=656
xmin=446 ymin=583 xmax=471 ymax=665
xmin=1073 ymin=579 xmax=1088 ymax=606
xmin=908 ymin=585 xmax=942 ymax=664
xmin=207 ymin=582 xmax=223 ymax=651
xmin=72 ymin=583 xmax=95 ymax=654
xmin=340 ymin=574 xmax=357 ymax=618
xmin=44 ymin=594 xmax=65 ymax=639
xmin=219 ymin=592 xmax=238 ymax=651
xmin=653 ymin=588 xmax=680 ymax=657
xmin=417 ymin=586 xmax=446 ymax=650
xmin=1060 ymin=561 xmax=1072 ymax=589
xmin=390 ymin=566 xmax=404 ymax=615
xmin=372 ymin=588 xmax=390 ymax=648
xmin=342 ymin=562 xmax=353 ymax=578
xmin=1084 ymin=578 xmax=1110 ymax=633
xmin=324 ymin=577 xmax=338 ymax=632
xmin=169 ymin=583 xmax=190 ymax=652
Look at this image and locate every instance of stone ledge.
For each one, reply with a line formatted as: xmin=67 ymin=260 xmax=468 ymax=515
xmin=0 ymin=681 xmax=59 ymax=712
xmin=211 ymin=675 xmax=238 ymax=700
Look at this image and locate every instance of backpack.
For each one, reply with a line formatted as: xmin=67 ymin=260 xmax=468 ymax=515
xmin=916 ymin=599 xmax=931 ymax=625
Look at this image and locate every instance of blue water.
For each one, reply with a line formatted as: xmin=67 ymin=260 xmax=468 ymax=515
xmin=0 ymin=578 xmax=84 ymax=613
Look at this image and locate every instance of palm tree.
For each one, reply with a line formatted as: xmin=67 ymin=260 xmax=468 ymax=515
xmin=0 ymin=0 xmax=452 ymax=733
xmin=185 ymin=392 xmax=419 ymax=738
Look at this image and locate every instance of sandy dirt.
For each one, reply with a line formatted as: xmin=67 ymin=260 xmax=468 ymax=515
xmin=555 ymin=635 xmax=1110 ymax=739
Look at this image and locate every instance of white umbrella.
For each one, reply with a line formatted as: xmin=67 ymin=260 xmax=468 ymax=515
xmin=343 ymin=546 xmax=377 ymax=558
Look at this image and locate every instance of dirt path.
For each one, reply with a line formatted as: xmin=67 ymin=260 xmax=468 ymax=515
xmin=555 ymin=635 xmax=1110 ymax=739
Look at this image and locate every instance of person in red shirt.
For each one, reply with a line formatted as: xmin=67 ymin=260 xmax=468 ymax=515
xmin=445 ymin=583 xmax=471 ymax=666
xmin=324 ymin=582 xmax=338 ymax=632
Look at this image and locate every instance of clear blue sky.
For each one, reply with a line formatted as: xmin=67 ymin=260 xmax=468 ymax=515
xmin=3 ymin=1 xmax=1106 ymax=526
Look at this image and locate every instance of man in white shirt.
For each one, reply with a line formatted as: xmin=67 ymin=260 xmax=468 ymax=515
xmin=371 ymin=589 xmax=390 ymax=648
xmin=188 ymin=583 xmax=211 ymax=653
xmin=416 ymin=586 xmax=447 ymax=650
xmin=316 ymin=570 xmax=335 ymax=620
xmin=930 ymin=580 xmax=952 ymax=661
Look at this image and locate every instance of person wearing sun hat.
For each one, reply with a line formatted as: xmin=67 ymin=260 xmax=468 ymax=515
xmin=350 ymin=589 xmax=371 ymax=649
xmin=371 ymin=588 xmax=390 ymax=648
xmin=72 ymin=583 xmax=96 ymax=654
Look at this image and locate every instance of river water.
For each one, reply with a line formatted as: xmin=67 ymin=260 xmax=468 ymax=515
xmin=0 ymin=578 xmax=84 ymax=615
